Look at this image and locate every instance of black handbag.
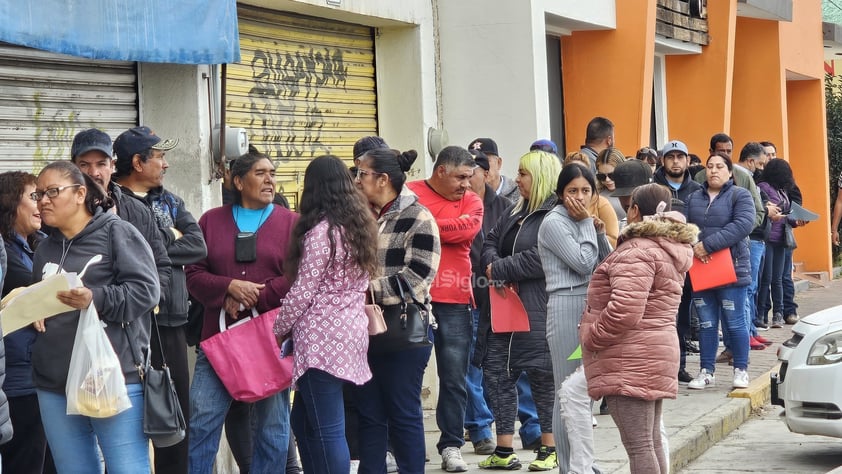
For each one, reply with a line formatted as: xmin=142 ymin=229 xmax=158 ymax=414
xmin=125 ymin=317 xmax=187 ymax=448
xmin=368 ymin=275 xmax=432 ymax=355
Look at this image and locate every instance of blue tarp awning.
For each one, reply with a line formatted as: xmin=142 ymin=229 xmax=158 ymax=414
xmin=0 ymin=0 xmax=240 ymax=64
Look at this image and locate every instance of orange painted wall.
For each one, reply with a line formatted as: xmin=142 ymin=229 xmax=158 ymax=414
xmin=787 ymin=80 xmax=831 ymax=273
xmin=560 ymin=0 xmax=655 ymax=156
xmin=730 ymin=17 xmax=785 ymax=152
xmin=664 ymin=0 xmax=736 ymax=156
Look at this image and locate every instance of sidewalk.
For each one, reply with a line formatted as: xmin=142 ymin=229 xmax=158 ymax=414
xmin=422 ymin=278 xmax=842 ymax=473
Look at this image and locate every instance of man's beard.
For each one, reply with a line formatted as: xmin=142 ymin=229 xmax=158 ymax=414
xmin=665 ymin=168 xmax=685 ymax=179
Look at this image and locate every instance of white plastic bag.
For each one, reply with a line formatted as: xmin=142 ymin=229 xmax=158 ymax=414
xmin=65 ymin=304 xmax=131 ymax=418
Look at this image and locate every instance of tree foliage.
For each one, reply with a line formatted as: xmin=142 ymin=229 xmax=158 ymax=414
xmin=826 ymin=73 xmax=842 ymax=262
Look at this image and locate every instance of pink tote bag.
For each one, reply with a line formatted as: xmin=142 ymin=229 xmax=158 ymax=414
xmin=201 ymin=308 xmax=293 ymax=402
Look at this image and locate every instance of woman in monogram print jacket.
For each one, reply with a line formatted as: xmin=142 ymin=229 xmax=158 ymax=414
xmin=274 ymin=155 xmax=379 ymax=474
xmin=351 ymin=147 xmax=441 ymax=474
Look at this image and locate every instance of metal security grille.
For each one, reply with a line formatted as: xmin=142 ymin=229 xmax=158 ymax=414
xmin=0 ymin=43 xmax=137 ymax=172
xmin=227 ymin=6 xmax=378 ymax=204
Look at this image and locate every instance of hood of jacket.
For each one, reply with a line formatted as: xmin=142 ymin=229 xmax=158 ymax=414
xmin=618 ymin=218 xmax=698 ymax=274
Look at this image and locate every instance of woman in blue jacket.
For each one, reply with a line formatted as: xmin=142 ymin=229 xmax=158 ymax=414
xmin=683 ymin=154 xmax=755 ymax=391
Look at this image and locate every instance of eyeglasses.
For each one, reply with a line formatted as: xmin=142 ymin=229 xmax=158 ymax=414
xmin=30 ymin=184 xmax=82 ymax=202
xmin=355 ymin=168 xmax=379 ymax=180
xmin=596 ymin=172 xmax=615 ymax=182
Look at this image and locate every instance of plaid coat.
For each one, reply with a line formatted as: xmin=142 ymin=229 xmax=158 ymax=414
xmin=368 ymin=190 xmax=441 ymax=306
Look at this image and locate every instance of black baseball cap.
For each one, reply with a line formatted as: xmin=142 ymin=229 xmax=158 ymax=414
xmin=611 ymin=159 xmax=653 ymax=197
xmin=468 ymin=138 xmax=499 ymax=156
xmin=113 ymin=126 xmax=178 ymax=163
xmin=469 ymin=149 xmax=490 ymax=171
xmin=71 ymin=128 xmax=113 ymax=159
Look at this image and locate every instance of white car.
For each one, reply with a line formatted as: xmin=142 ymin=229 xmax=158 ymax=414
xmin=772 ymin=305 xmax=842 ymax=438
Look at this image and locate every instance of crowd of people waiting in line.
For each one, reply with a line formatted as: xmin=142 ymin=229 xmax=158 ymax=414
xmin=0 ymin=115 xmax=810 ymax=474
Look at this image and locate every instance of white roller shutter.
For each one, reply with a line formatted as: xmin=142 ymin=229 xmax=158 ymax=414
xmin=0 ymin=43 xmax=138 ymax=172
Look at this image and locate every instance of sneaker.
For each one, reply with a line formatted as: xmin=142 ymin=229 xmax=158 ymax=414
xmin=592 ymin=416 xmax=598 ymax=427
xmin=733 ymin=368 xmax=750 ymax=389
xmin=474 ymin=438 xmax=496 ymax=455
xmin=386 ymin=451 xmax=398 ymax=473
xmin=441 ymin=447 xmax=468 ymax=472
xmin=478 ymin=452 xmax=521 ymax=470
xmin=754 ymin=319 xmax=769 ymax=331
xmin=678 ymin=368 xmax=694 ymax=384
xmin=771 ymin=313 xmax=785 ymax=328
xmin=688 ymin=369 xmax=715 ymax=390
xmin=749 ymin=336 xmax=766 ymax=350
xmin=715 ymin=350 xmax=733 ymax=364
xmin=785 ymin=314 xmax=799 ymax=324
xmin=528 ymin=446 xmax=558 ymax=471
xmin=753 ymin=334 xmax=772 ymax=345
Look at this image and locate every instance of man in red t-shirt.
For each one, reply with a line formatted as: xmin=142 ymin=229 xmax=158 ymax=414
xmin=406 ymin=146 xmax=483 ymax=472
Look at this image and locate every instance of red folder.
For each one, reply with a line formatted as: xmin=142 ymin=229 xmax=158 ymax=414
xmin=688 ymin=248 xmax=737 ymax=292
xmin=490 ymin=285 xmax=531 ymax=333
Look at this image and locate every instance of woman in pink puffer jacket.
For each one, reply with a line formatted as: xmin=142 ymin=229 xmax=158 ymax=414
xmin=579 ymin=184 xmax=697 ymax=474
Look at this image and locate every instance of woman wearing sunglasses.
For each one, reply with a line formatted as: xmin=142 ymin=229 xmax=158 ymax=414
xmin=595 ymin=148 xmax=627 ymax=223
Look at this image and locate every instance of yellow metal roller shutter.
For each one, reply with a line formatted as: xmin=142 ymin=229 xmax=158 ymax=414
xmin=0 ymin=43 xmax=137 ymax=173
xmin=227 ymin=6 xmax=378 ymax=204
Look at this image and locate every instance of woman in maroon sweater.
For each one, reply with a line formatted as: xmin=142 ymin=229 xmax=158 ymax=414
xmin=185 ymin=152 xmax=298 ymax=473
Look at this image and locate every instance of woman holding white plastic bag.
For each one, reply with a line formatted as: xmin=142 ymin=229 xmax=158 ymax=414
xmin=30 ymin=161 xmax=159 ymax=474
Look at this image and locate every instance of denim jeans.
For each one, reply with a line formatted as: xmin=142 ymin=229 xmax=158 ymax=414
xmin=291 ymin=368 xmax=349 ymax=474
xmin=465 ymin=309 xmax=494 ymax=442
xmin=745 ymin=240 xmax=766 ymax=336
xmin=431 ymin=302 xmax=472 ymax=453
xmin=38 ymin=384 xmax=148 ymax=474
xmin=758 ymin=244 xmax=786 ymax=322
xmin=693 ymin=285 xmax=749 ymax=371
xmin=354 ymin=345 xmax=432 ymax=474
xmin=782 ymin=247 xmax=798 ymax=315
xmin=188 ymin=350 xmax=289 ymax=474
xmin=515 ymin=373 xmax=542 ymax=448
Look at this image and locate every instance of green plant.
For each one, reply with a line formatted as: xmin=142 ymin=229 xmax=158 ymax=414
xmin=826 ymin=73 xmax=842 ymax=264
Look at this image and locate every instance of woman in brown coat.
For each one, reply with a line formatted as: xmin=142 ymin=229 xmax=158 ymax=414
xmin=579 ymin=184 xmax=697 ymax=474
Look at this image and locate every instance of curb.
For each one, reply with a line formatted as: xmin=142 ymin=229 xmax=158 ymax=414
xmin=669 ymin=370 xmax=772 ymax=473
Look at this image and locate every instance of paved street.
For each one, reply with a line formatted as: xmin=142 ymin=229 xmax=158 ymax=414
xmin=679 ymin=405 xmax=842 ymax=473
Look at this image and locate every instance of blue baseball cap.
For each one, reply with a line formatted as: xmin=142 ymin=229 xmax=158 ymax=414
xmin=113 ymin=126 xmax=179 ymax=163
xmin=530 ymin=139 xmax=558 ymax=155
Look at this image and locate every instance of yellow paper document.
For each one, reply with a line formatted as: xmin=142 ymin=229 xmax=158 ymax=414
xmin=0 ymin=273 xmax=82 ymax=335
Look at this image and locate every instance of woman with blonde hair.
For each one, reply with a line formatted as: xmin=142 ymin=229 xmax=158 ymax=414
xmin=476 ymin=150 xmax=560 ymax=470
xmin=595 ymin=147 xmax=627 ymax=222
xmin=563 ymin=151 xmax=590 ymax=168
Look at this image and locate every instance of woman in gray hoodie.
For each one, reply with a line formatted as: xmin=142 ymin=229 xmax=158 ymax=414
xmin=30 ymin=161 xmax=159 ymax=474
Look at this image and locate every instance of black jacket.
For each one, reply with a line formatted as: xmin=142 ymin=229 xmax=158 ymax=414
xmin=2 ymin=233 xmax=44 ymax=398
xmin=121 ymin=185 xmax=207 ymax=327
xmin=0 ymin=237 xmax=13 ymax=444
xmin=110 ymin=182 xmax=172 ymax=321
xmin=475 ymin=195 xmax=557 ymax=371
xmin=653 ymin=167 xmax=703 ymax=205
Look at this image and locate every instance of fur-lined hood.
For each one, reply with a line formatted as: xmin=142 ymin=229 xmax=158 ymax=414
xmin=619 ymin=218 xmax=698 ymax=245
xmin=618 ymin=218 xmax=698 ymax=274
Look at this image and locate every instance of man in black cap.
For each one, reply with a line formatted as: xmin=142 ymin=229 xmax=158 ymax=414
xmin=113 ymin=126 xmax=207 ymax=474
xmin=468 ymin=138 xmax=519 ymax=202
xmin=70 ymin=128 xmax=172 ymax=312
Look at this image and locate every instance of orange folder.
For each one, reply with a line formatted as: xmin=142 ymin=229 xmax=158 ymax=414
xmin=490 ymin=285 xmax=531 ymax=333
xmin=688 ymin=247 xmax=737 ymax=292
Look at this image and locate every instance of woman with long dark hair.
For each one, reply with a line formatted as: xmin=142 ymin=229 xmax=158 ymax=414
xmin=537 ymin=164 xmax=611 ymax=473
xmin=351 ymin=147 xmax=441 ymax=473
xmin=0 ymin=171 xmax=46 ymax=472
xmin=756 ymin=159 xmax=802 ymax=328
xmin=273 ymin=155 xmax=379 ymax=474
xmin=30 ymin=161 xmax=160 ymax=472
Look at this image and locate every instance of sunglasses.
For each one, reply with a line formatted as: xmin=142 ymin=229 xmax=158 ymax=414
xmin=596 ymin=172 xmax=615 ymax=182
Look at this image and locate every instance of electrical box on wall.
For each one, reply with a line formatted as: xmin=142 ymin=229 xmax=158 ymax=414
xmin=212 ymin=126 xmax=249 ymax=162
